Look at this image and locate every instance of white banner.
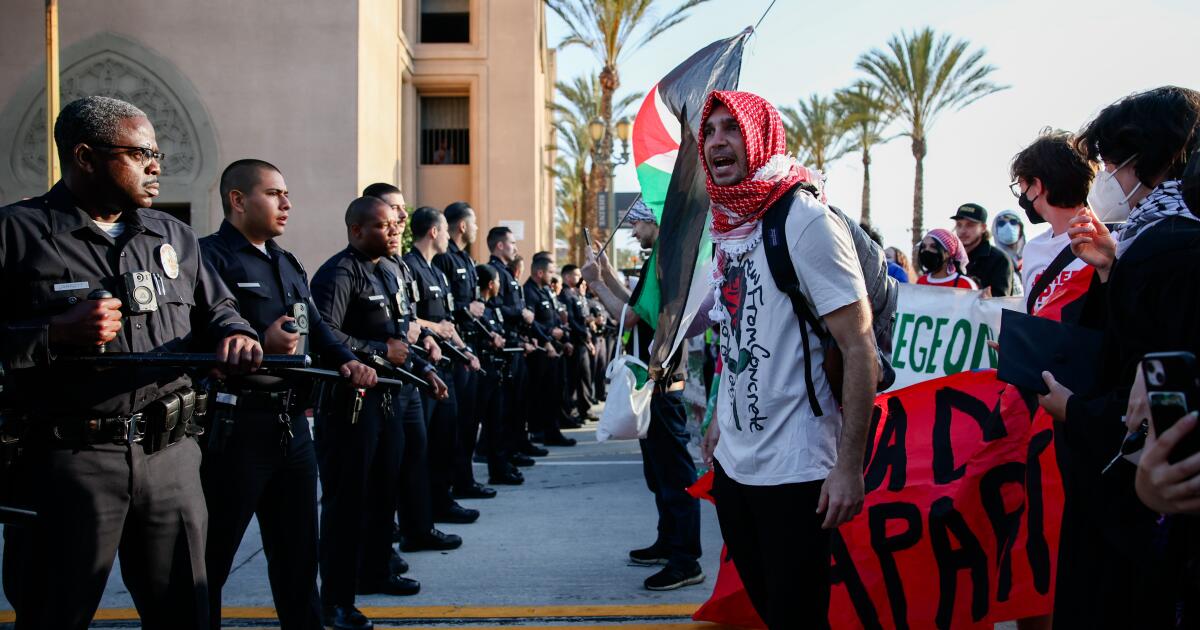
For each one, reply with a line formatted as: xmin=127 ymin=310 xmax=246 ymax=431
xmin=887 ymin=284 xmax=1023 ymax=391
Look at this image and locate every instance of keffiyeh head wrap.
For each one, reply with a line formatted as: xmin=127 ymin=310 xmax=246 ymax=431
xmin=925 ymin=228 xmax=969 ymax=272
xmin=699 ymin=90 xmax=824 ymax=322
xmin=624 ymin=197 xmax=656 ymax=224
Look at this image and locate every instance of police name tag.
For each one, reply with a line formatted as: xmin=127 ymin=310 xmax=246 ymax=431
xmin=237 ymin=282 xmax=261 ymax=288
xmin=456 ymin=268 xmax=467 ymax=275
xmin=369 ymin=295 xmax=385 ymax=301
xmin=53 ymin=281 xmax=89 ymax=292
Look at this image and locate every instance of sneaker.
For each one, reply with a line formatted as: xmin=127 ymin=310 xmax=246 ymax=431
xmin=644 ymin=565 xmax=705 ymax=591
xmin=628 ymin=544 xmax=669 ymax=566
xmin=322 ymin=604 xmax=374 ymax=630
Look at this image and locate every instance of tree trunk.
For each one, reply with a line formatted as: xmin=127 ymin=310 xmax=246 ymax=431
xmin=911 ymin=135 xmax=926 ymax=247
xmin=860 ymin=145 xmax=871 ymax=225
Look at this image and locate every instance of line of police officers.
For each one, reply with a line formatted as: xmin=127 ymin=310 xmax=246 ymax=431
xmin=0 ymin=97 xmax=596 ymax=630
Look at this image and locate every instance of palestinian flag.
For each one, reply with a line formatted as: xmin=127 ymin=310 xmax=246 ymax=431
xmin=627 ymin=28 xmax=750 ymax=377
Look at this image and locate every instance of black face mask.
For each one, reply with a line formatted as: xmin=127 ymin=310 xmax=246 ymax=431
xmin=918 ymin=249 xmax=945 ymax=274
xmin=1018 ymin=189 xmax=1046 ymax=225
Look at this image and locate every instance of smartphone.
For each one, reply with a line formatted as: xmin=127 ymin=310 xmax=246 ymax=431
xmin=582 ymin=227 xmax=594 ymax=251
xmin=1141 ymin=351 xmax=1200 ymax=463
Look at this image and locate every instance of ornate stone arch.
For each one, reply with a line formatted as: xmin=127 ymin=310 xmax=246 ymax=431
xmin=0 ymin=32 xmax=219 ymax=233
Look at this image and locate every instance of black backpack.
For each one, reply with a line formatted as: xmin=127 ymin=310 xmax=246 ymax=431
xmin=761 ymin=183 xmax=898 ymax=417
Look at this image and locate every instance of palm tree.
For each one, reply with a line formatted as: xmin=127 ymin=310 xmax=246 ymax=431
xmin=549 ymin=74 xmax=640 ymax=259
xmin=547 ymin=0 xmax=710 ymax=249
xmin=780 ymin=94 xmax=853 ymax=172
xmin=856 ymin=27 xmax=1006 ymax=245
xmin=836 ymin=82 xmax=896 ymax=225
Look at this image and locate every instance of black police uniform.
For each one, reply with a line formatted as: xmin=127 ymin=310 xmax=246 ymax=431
xmin=199 ymin=219 xmax=357 ymax=630
xmin=432 ymin=241 xmax=487 ymax=495
xmin=401 ymin=249 xmax=463 ymax=518
xmin=471 ymin=302 xmax=522 ymax=482
xmin=487 ymin=256 xmax=546 ymax=456
xmin=523 ymin=279 xmax=573 ymax=444
xmin=310 ymin=246 xmax=436 ymax=606
xmin=0 ymin=183 xmax=256 ymax=630
xmin=563 ymin=285 xmax=596 ymax=419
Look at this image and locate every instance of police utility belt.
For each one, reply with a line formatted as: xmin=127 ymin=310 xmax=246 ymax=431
xmin=46 ymin=389 xmax=206 ymax=453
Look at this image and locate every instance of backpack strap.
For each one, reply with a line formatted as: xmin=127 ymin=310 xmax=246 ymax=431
xmin=1025 ymin=246 xmax=1076 ymax=314
xmin=762 ymin=184 xmax=825 ymax=417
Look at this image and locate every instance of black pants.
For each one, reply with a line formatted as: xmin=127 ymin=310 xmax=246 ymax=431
xmin=392 ymin=385 xmax=433 ymax=540
xmin=502 ymin=353 xmax=532 ymax=451
xmin=592 ymin=337 xmax=609 ymax=400
xmin=423 ymin=366 xmax=458 ymax=513
xmin=711 ymin=460 xmax=830 ymax=630
xmin=475 ymin=370 xmax=509 ymax=476
xmin=567 ymin=344 xmax=596 ymax=417
xmin=452 ymin=364 xmax=480 ymax=489
xmin=315 ymin=386 xmax=402 ymax=607
xmin=638 ymin=391 xmax=701 ymax=569
xmin=3 ymin=437 xmax=208 ymax=630
xmin=202 ymin=408 xmax=321 ymax=630
xmin=527 ymin=353 xmax=568 ymax=440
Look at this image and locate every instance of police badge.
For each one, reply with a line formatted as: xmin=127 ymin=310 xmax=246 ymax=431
xmin=158 ymin=243 xmax=180 ymax=279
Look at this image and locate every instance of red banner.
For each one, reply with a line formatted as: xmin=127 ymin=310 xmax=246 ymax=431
xmin=692 ymin=369 xmax=1064 ymax=629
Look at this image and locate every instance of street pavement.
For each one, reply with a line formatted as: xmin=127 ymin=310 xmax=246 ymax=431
xmin=0 ymin=419 xmax=732 ymax=628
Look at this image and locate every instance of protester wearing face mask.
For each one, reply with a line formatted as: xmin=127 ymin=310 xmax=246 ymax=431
xmin=915 ymin=228 xmax=978 ymax=289
xmin=1036 ymin=86 xmax=1200 ymax=628
xmin=884 ymin=247 xmax=915 ymax=283
xmin=991 ymin=209 xmax=1026 ymax=279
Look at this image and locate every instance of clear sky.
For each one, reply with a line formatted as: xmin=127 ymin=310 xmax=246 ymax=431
xmin=547 ymin=0 xmax=1198 ymax=252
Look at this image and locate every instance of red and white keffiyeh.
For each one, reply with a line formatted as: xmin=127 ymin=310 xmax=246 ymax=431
xmin=699 ymin=91 xmax=823 ymax=319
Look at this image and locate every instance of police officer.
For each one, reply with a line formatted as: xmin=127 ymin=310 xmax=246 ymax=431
xmin=310 ymin=196 xmax=453 ymax=628
xmin=0 ymin=96 xmax=262 ymax=630
xmin=523 ymin=254 xmax=576 ymax=447
xmin=362 ymin=184 xmax=465 ymax=558
xmin=432 ymin=201 xmax=498 ymax=499
xmin=402 ymin=207 xmax=481 ymax=524
xmin=561 ymin=265 xmax=597 ymax=422
xmin=485 ymin=227 xmax=546 ymax=464
xmin=472 ymin=263 xmax=527 ymax=485
xmin=199 ymin=159 xmax=376 ymax=630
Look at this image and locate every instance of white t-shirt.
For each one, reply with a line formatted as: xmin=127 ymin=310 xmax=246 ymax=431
xmin=92 ymin=219 xmax=125 ymax=238
xmin=713 ymin=193 xmax=868 ymax=486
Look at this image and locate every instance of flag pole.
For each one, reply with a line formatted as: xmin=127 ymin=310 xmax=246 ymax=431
xmin=45 ymin=0 xmax=61 ymax=188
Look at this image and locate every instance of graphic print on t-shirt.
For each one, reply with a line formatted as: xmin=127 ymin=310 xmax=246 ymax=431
xmin=719 ymin=257 xmax=771 ymax=432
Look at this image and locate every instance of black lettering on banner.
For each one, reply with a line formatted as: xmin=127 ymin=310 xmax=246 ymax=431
xmin=868 ymin=502 xmax=923 ymax=629
xmin=1024 ymin=429 xmax=1053 ymax=594
xmin=864 ymin=397 xmax=908 ymax=492
xmin=929 ymin=496 xmax=990 ymax=629
xmin=933 ymin=388 xmax=1008 ymax=484
xmin=829 ymin=530 xmax=884 ymax=630
xmin=979 ymin=462 xmax=1026 ymax=602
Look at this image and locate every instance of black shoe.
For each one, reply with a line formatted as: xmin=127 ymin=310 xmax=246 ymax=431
xmin=323 ymin=604 xmax=374 ymax=630
xmin=356 ymin=574 xmax=421 ymax=596
xmin=400 ymin=528 xmax=463 ymax=552
xmin=559 ymin=417 xmax=582 ymax=429
xmin=489 ymin=468 xmax=524 ymax=485
xmin=644 ymin=565 xmax=705 ymax=591
xmin=433 ymin=503 xmax=480 ymax=524
xmin=543 ymin=435 xmax=576 ymax=447
xmin=509 ymin=452 xmax=536 ymax=467
xmin=453 ymin=482 xmax=497 ymax=500
xmin=519 ymin=443 xmax=549 ymax=457
xmin=389 ymin=548 xmax=409 ymax=575
xmin=628 ymin=544 xmax=669 ymax=566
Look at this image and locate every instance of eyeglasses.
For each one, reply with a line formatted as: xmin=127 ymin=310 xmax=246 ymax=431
xmin=1008 ymin=180 xmax=1024 ymax=198
xmin=93 ymin=144 xmax=166 ymax=167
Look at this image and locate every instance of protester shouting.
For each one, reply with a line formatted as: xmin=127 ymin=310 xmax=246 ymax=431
xmin=688 ymin=90 xmax=877 ymax=628
xmin=915 ymin=228 xmax=978 ymax=289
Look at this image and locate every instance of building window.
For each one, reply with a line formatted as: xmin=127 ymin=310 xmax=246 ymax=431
xmin=421 ymin=0 xmax=469 ymax=43
xmin=421 ymin=96 xmax=469 ymax=165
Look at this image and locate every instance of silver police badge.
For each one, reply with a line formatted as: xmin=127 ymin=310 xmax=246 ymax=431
xmin=158 ymin=243 xmax=180 ymax=279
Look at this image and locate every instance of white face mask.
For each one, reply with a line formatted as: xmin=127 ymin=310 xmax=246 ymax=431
xmin=995 ymin=222 xmax=1021 ymax=246
xmin=1088 ymin=155 xmax=1143 ymax=222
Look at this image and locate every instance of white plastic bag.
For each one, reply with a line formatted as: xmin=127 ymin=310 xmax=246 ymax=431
xmin=596 ymin=306 xmax=653 ymax=441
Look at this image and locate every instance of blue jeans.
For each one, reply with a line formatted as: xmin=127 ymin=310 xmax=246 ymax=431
xmin=638 ymin=390 xmax=701 ymax=570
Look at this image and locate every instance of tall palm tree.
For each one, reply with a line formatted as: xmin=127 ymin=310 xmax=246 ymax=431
xmin=780 ymin=94 xmax=853 ymax=172
xmin=549 ymin=74 xmax=640 ymax=259
xmin=856 ymin=27 xmax=1006 ymax=245
xmin=547 ymin=0 xmax=710 ymax=249
xmin=836 ymin=82 xmax=896 ymax=225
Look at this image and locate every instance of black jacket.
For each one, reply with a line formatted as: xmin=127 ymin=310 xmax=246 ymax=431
xmin=965 ymin=238 xmax=1015 ymax=297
